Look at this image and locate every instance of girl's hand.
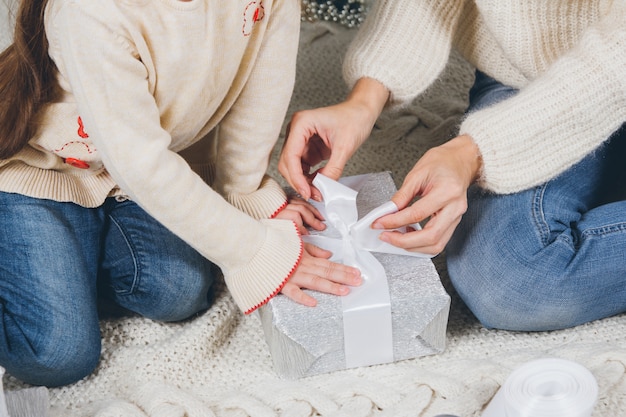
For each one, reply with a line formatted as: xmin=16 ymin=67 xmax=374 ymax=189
xmin=373 ymin=135 xmax=483 ymax=255
xmin=273 ymin=196 xmax=326 ymax=235
xmin=280 ymin=243 xmax=362 ymax=307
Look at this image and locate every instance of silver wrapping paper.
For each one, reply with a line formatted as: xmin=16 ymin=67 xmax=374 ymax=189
xmin=258 ymin=172 xmax=450 ymax=379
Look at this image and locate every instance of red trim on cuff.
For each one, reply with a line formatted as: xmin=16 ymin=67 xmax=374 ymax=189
xmin=269 ymin=200 xmax=289 ymax=219
xmin=244 ymin=221 xmax=303 ymax=315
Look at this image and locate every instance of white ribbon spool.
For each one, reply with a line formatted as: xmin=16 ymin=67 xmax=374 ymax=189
xmin=482 ymin=358 xmax=598 ymax=417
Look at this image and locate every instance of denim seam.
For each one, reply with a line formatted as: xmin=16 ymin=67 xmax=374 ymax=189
xmin=108 ymin=215 xmax=141 ymax=295
xmin=581 ymin=222 xmax=626 ymax=237
xmin=532 ymin=185 xmax=554 ymax=247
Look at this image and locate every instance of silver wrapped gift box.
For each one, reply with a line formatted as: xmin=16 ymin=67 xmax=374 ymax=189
xmin=258 ymin=172 xmax=450 ymax=379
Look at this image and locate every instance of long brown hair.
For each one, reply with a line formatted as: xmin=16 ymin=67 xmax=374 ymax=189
xmin=0 ymin=0 xmax=58 ymax=159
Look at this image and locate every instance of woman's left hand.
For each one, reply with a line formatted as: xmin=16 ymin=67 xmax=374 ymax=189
xmin=372 ymin=134 xmax=483 ymax=255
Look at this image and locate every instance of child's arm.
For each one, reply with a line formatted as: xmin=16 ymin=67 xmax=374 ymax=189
xmin=211 ymin=0 xmax=300 ymax=220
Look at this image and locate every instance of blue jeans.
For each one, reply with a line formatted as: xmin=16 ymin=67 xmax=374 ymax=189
xmin=446 ymin=71 xmax=626 ymax=331
xmin=0 ymin=194 xmax=216 ymax=386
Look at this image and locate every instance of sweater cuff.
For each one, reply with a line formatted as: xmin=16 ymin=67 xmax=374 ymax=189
xmin=223 ymin=218 xmax=302 ymax=314
xmin=226 ymin=175 xmax=288 ymax=220
xmin=188 ymin=165 xmax=288 ymax=220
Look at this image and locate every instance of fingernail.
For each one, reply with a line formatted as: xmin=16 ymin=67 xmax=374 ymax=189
xmin=372 ymin=222 xmax=383 ymax=229
xmin=298 ymin=188 xmax=308 ymax=198
xmin=379 ymin=233 xmax=389 ymax=242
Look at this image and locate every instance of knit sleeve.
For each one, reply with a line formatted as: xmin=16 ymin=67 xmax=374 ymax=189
xmin=211 ymin=0 xmax=299 ymax=219
xmin=48 ymin=0 xmax=302 ymax=314
xmin=342 ymin=0 xmax=465 ymax=107
xmin=460 ymin=5 xmax=626 ymax=194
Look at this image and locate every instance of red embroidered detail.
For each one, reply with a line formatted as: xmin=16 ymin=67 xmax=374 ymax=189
xmin=64 ymin=158 xmax=90 ymax=169
xmin=53 ymin=141 xmax=96 ymax=154
xmin=242 ymin=1 xmax=265 ymax=36
xmin=244 ymin=221 xmax=303 ymax=315
xmin=77 ymin=116 xmax=89 ymax=138
xmin=269 ymin=200 xmax=288 ymax=219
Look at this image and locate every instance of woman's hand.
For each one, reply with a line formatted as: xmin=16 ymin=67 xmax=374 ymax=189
xmin=280 ymin=243 xmax=362 ymax=307
xmin=373 ymin=135 xmax=483 ymax=255
xmin=279 ymin=77 xmax=389 ymax=201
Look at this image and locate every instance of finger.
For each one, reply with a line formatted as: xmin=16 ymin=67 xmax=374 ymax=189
xmin=391 ymin=180 xmax=422 ymax=211
xmin=289 ymin=205 xmax=325 ymax=231
xmin=375 ymin=186 xmax=449 ymax=230
xmin=307 ymin=180 xmax=325 ymax=203
xmin=280 ymin=157 xmax=312 ymax=201
xmin=288 ymin=270 xmax=352 ymax=296
xmin=300 ymin=256 xmax=362 ymax=287
xmin=303 ymin=242 xmax=331 ymax=258
xmin=288 ymin=198 xmax=325 ymax=221
xmin=276 ymin=209 xmax=308 ymax=234
xmin=280 ymin=282 xmax=317 ymax=307
xmin=318 ymin=150 xmax=348 ymax=182
xmin=374 ymin=206 xmax=426 ymax=231
xmin=379 ymin=207 xmax=462 ymax=254
xmin=279 ymin=130 xmax=314 ymax=201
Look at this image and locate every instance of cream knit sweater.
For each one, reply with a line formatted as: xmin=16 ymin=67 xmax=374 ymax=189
xmin=344 ymin=0 xmax=626 ymax=193
xmin=0 ymin=0 xmax=301 ymax=314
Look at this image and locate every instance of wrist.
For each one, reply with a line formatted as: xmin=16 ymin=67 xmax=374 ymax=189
xmin=346 ymin=77 xmax=390 ymax=125
xmin=444 ymin=134 xmax=483 ymax=185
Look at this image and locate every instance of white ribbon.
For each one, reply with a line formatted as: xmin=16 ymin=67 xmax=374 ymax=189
xmin=302 ymin=174 xmax=431 ymax=368
xmin=482 ymin=358 xmax=598 ymax=417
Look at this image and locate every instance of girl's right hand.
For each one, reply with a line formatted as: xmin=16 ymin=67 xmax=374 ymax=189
xmin=280 ymin=243 xmax=362 ymax=307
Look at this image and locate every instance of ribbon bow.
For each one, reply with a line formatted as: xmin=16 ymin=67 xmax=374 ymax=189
xmin=303 ymin=174 xmax=431 ymax=368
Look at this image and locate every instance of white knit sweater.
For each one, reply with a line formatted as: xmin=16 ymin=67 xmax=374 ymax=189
xmin=343 ymin=0 xmax=626 ymax=193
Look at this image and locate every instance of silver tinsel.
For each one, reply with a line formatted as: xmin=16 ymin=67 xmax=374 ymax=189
xmin=301 ymin=0 xmax=367 ymax=28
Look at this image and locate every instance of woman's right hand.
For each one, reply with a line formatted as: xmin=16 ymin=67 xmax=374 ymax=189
xmin=280 ymin=243 xmax=362 ymax=307
xmin=278 ymin=77 xmax=390 ymax=202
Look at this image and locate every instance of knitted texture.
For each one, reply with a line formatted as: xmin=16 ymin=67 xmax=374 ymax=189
xmin=343 ymin=0 xmax=626 ymax=194
xmin=3 ymin=13 xmax=626 ymax=417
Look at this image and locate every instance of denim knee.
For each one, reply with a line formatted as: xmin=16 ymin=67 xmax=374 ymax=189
xmin=4 ymin=325 xmax=101 ymax=387
xmin=140 ymin=275 xmax=216 ymax=323
xmin=446 ymin=261 xmax=592 ymax=331
xmin=446 ymin=194 xmax=625 ymax=331
xmin=108 ymin=265 xmax=217 ymax=323
xmin=101 ymin=199 xmax=217 ymax=322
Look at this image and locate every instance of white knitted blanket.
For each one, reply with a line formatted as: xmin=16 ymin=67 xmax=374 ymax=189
xmin=2 ymin=8 xmax=625 ymax=417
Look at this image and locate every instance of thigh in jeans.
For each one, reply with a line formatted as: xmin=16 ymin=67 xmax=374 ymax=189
xmin=99 ymin=198 xmax=216 ymax=322
xmin=0 ymin=192 xmax=102 ymax=386
xmin=448 ymin=133 xmax=626 ymax=331
xmin=447 ymin=73 xmax=626 ymax=330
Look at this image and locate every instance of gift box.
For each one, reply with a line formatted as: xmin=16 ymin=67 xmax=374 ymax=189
xmin=258 ymin=172 xmax=450 ymax=379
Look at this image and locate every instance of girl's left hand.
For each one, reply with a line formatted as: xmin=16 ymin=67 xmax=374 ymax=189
xmin=274 ymin=196 xmax=326 ymax=235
